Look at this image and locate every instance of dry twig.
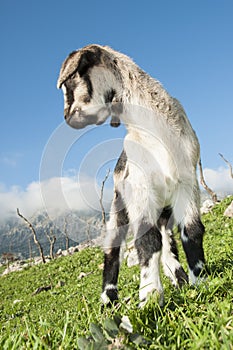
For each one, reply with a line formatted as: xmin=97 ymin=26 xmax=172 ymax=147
xmin=219 ymin=153 xmax=233 ymax=179
xmin=198 ymin=159 xmax=218 ymax=202
xmin=45 ymin=229 xmax=56 ymax=259
xmin=17 ymin=208 xmax=46 ymax=263
xmin=64 ymin=217 xmax=70 ymax=251
xmin=99 ymin=169 xmax=111 ymax=225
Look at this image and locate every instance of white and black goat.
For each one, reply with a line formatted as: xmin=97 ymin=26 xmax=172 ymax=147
xmin=57 ymin=44 xmax=206 ymax=306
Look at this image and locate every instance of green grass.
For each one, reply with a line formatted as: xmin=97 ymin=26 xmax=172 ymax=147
xmin=0 ymin=197 xmax=233 ymax=349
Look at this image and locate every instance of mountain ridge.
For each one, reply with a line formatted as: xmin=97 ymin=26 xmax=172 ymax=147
xmin=0 ymin=210 xmax=103 ymax=260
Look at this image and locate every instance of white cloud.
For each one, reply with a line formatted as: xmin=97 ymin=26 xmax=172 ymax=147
xmin=40 ymin=175 xmax=113 ymax=219
xmin=0 ymin=182 xmax=44 ymax=219
xmin=0 ymin=174 xmax=113 ymax=221
xmin=202 ymin=167 xmax=233 ymax=194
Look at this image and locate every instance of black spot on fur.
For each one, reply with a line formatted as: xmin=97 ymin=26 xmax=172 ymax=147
xmin=105 ymin=288 xmax=118 ymax=305
xmin=151 ymin=91 xmax=158 ymax=98
xmin=157 ymin=206 xmax=173 ymax=229
xmin=129 ymin=72 xmax=134 ymax=81
xmin=103 ymin=247 xmax=120 ymax=289
xmin=77 ymin=47 xmax=102 ymax=77
xmin=82 ymin=73 xmax=93 ymax=99
xmin=169 ymin=234 xmax=179 ymax=260
xmin=182 ymin=217 xmax=205 ymax=271
xmin=175 ymin=267 xmax=188 ymax=286
xmin=64 ymin=83 xmax=74 ymax=106
xmin=115 ymin=191 xmax=129 ymax=228
xmin=104 ymin=89 xmax=116 ymax=104
xmin=193 ymin=264 xmax=203 ymax=277
xmin=82 ymin=95 xmax=91 ymax=103
xmin=114 ymin=150 xmax=127 ymax=174
xmin=135 ymin=221 xmax=162 ymax=267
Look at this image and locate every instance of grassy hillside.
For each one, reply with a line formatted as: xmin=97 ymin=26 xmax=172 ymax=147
xmin=0 ymin=197 xmax=232 ymax=349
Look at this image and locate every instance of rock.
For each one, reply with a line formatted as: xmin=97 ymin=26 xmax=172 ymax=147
xmin=68 ymin=246 xmax=79 ymax=255
xmin=78 ymin=240 xmax=94 ymax=251
xmin=34 ymin=256 xmax=50 ymax=264
xmin=62 ymin=250 xmax=69 ymax=257
xmin=78 ymin=272 xmax=87 ymax=279
xmin=56 ymin=280 xmax=65 ymax=288
xmin=78 ymin=271 xmax=92 ymax=279
xmin=201 ymin=199 xmax=215 ymax=214
xmin=98 ymin=263 xmax=104 ymax=270
xmin=1 ymin=261 xmax=28 ymax=275
xmin=56 ymin=249 xmax=62 ymax=256
xmin=224 ymin=201 xmax=233 ymax=218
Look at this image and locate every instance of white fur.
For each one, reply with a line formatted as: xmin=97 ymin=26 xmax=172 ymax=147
xmin=139 ymin=252 xmax=164 ymax=307
xmin=161 ymin=226 xmax=182 ymax=286
xmin=189 ymin=261 xmax=205 ymax=285
xmin=101 ymin=284 xmax=117 ymax=304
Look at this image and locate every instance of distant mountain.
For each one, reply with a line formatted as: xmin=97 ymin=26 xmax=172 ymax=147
xmin=0 ymin=211 xmax=103 ymax=260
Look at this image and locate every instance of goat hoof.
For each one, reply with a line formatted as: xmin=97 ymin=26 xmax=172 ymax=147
xmin=101 ymin=287 xmax=119 ymax=307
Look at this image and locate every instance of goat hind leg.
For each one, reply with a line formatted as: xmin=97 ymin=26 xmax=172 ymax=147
xmin=174 ymin=182 xmax=207 ymax=284
xmin=159 ymin=207 xmax=188 ymax=287
xmin=181 ymin=216 xmax=206 ymax=284
xmin=180 ymin=189 xmax=207 ymax=284
xmin=135 ymin=220 xmax=164 ymax=307
xmin=161 ymin=226 xmax=188 ymax=287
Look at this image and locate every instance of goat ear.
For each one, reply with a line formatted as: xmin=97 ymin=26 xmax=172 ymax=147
xmin=77 ymin=50 xmax=98 ymax=77
xmin=57 ymin=46 xmax=101 ymax=88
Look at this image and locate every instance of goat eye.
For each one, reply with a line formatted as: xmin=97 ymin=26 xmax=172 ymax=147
xmin=83 ymin=95 xmax=91 ymax=103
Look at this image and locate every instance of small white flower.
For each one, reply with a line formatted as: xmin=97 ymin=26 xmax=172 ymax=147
xmin=120 ymin=315 xmax=133 ymax=333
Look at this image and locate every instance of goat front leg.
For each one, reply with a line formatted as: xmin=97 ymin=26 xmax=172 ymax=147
xmin=101 ymin=190 xmax=129 ymax=305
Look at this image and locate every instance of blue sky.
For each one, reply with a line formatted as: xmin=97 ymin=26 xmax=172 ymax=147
xmin=0 ymin=0 xmax=233 ymax=217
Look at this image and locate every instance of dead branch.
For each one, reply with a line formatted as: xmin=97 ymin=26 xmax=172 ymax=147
xmin=99 ymin=169 xmax=110 ymax=225
xmin=64 ymin=218 xmax=70 ymax=251
xmin=198 ymin=159 xmax=218 ymax=203
xmin=2 ymin=252 xmax=15 ymax=269
xmin=45 ymin=229 xmax=56 ymax=259
xmin=32 ymin=285 xmax=52 ymax=295
xmin=17 ymin=208 xmax=46 ymax=263
xmin=28 ymin=238 xmax=32 ymax=263
xmin=219 ymin=153 xmax=233 ymax=179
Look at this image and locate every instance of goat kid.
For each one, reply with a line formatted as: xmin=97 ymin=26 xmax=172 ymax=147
xmin=57 ymin=44 xmax=206 ymax=306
